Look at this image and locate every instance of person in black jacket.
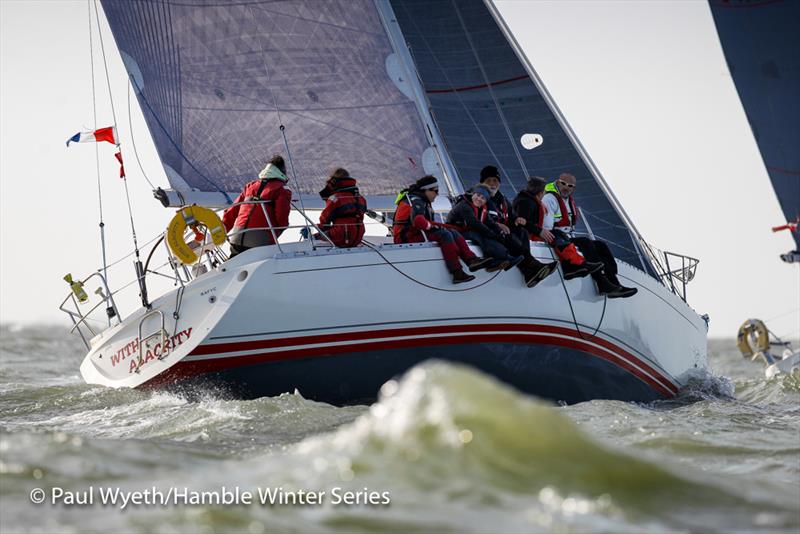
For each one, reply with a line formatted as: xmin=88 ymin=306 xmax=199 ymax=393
xmin=448 ymin=185 xmax=557 ymax=287
xmin=480 ymin=166 xmax=558 ymax=286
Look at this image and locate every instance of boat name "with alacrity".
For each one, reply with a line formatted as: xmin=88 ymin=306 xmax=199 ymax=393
xmin=105 ymin=328 xmax=194 ymax=373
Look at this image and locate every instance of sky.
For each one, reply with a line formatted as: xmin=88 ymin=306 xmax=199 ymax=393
xmin=0 ymin=0 xmax=797 ymax=339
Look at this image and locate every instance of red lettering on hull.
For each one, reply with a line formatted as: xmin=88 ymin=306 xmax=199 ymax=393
xmin=103 ymin=326 xmax=195 ymax=374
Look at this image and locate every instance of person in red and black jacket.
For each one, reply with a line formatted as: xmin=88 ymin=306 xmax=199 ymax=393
xmin=317 ymin=168 xmax=367 ymax=248
xmin=223 ymin=155 xmax=292 ymax=258
xmin=393 ymin=175 xmax=492 ymax=284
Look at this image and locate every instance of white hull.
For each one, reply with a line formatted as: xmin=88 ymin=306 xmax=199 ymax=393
xmin=766 ymin=351 xmax=800 ymax=379
xmin=80 ymin=241 xmax=708 ymax=403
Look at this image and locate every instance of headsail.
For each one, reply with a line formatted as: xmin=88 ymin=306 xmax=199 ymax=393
xmin=709 ymin=0 xmax=800 ymax=248
xmin=100 ymin=0 xmax=438 ymax=208
xmin=388 ymin=0 xmax=653 ymax=271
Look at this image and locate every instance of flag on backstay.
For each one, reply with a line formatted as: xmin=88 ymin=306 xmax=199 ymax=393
xmin=115 ymin=151 xmax=125 ymax=178
xmin=66 ymin=126 xmax=118 ymax=147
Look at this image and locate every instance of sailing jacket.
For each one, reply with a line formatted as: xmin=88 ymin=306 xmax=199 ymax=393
xmin=446 ymin=196 xmax=503 ymax=239
xmin=223 ymin=166 xmax=292 ymax=248
xmin=393 ymin=190 xmax=434 ymax=243
xmin=488 ymin=191 xmax=513 ymax=226
xmin=542 ymin=181 xmax=578 ymax=232
xmin=512 ymin=190 xmax=547 ymax=240
xmin=318 ymin=178 xmax=367 ymax=248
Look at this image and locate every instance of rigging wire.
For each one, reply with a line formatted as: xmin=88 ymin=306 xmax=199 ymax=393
xmin=127 ymin=77 xmax=156 ymax=189
xmin=763 ymin=307 xmax=800 ymax=323
xmin=246 ymin=5 xmax=313 ymax=242
xmin=93 ymin=0 xmax=150 ymax=307
xmin=544 ymin=247 xmax=606 ymax=340
xmin=87 ymin=0 xmax=109 ymax=302
xmin=92 ymin=0 xmax=141 ymax=259
xmin=450 ymin=0 xmax=530 ymax=180
xmin=361 ymin=240 xmax=502 ymax=292
xmin=398 ymin=2 xmax=517 ymax=196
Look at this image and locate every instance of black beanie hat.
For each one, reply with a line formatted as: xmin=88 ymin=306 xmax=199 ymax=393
xmin=480 ymin=165 xmax=500 ymax=183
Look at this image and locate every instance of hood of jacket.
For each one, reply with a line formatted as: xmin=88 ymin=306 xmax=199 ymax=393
xmin=257 ymin=163 xmax=289 ymax=183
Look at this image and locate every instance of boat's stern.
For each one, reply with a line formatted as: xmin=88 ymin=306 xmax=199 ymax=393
xmin=78 ymin=261 xmax=255 ymax=389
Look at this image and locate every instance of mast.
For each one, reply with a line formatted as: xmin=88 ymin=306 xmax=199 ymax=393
xmin=374 ymin=0 xmax=464 ymax=199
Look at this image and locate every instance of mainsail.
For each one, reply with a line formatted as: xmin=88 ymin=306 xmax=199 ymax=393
xmin=709 ymin=0 xmax=800 ymax=248
xmin=101 ymin=0 xmax=654 ymax=272
xmin=100 ymin=0 xmax=438 ymax=207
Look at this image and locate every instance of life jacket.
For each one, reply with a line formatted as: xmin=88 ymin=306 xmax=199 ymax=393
xmin=528 ymin=196 xmax=547 ymax=242
xmin=319 ymin=177 xmax=367 ymax=247
xmin=545 ymin=181 xmax=578 ymax=228
xmin=393 ymin=190 xmax=431 ymax=243
xmin=488 ymin=192 xmax=510 ymax=225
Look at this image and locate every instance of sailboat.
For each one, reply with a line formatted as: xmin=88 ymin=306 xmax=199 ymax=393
xmin=62 ymin=0 xmax=708 ymax=405
xmin=709 ymin=0 xmax=799 ymax=376
xmin=709 ymin=0 xmax=799 ymax=264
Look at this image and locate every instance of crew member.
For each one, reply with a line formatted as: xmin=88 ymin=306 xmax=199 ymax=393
xmin=394 ymin=175 xmax=492 ymax=284
xmin=479 ymin=166 xmax=558 ymax=286
xmin=513 ymin=177 xmax=601 ymax=280
xmin=542 ymin=173 xmax=637 ymax=298
xmin=447 ymin=185 xmax=524 ymax=273
xmin=223 ymin=155 xmax=292 ymax=258
xmin=317 ymin=168 xmax=367 ymax=248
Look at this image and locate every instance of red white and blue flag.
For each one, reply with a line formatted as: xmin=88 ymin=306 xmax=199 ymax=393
xmin=66 ymin=126 xmax=118 ymax=147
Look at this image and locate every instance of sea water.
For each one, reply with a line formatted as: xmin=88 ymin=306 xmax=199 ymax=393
xmin=1 ymin=325 xmax=798 ymax=533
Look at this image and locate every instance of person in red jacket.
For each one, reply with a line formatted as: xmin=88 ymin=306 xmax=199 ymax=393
xmin=393 ymin=175 xmax=492 ymax=284
xmin=317 ymin=168 xmax=367 ymax=248
xmin=223 ymin=155 xmax=292 ymax=258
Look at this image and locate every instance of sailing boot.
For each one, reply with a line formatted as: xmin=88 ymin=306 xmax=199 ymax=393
xmin=594 ymin=274 xmax=631 ymax=298
xmin=557 ymin=243 xmax=602 ymax=280
xmin=606 ymin=273 xmax=638 ymax=298
xmin=538 ymin=260 xmax=560 ymax=280
xmin=517 ymin=258 xmax=540 ymax=287
xmin=561 ymin=262 xmax=589 ymax=280
xmin=504 ymin=255 xmax=525 ymax=271
xmin=452 ymin=269 xmax=476 ymax=284
xmin=520 ymin=258 xmax=558 ymax=288
xmin=486 ymin=259 xmax=510 ymax=273
xmin=466 ymin=257 xmax=494 ymax=272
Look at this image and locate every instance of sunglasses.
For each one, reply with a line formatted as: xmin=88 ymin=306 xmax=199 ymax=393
xmin=429 ymin=188 xmax=439 ymax=194
xmin=558 ymin=180 xmax=576 ymax=189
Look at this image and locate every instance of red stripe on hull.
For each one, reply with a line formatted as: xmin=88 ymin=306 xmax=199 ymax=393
xmin=145 ymin=330 xmax=676 ymax=398
xmin=187 ymin=323 xmax=676 ymax=393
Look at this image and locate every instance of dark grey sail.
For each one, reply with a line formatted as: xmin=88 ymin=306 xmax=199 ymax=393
xmin=389 ymin=0 xmax=653 ymax=272
xmin=709 ymin=0 xmax=799 ymax=249
xmin=100 ymin=0 xmax=436 ymax=207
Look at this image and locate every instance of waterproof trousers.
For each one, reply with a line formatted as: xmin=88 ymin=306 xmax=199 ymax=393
xmin=427 ymin=228 xmax=476 ymax=273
